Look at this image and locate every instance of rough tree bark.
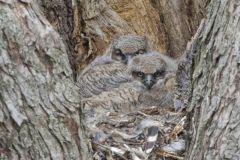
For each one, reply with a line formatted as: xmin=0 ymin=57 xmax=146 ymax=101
xmin=0 ymin=1 xmax=91 ymax=159
xmin=187 ymin=0 xmax=240 ymax=159
xmin=38 ymin=0 xmax=203 ymax=73
xmin=71 ymin=0 xmax=203 ymax=72
xmin=1 ymin=0 xmax=239 ymax=159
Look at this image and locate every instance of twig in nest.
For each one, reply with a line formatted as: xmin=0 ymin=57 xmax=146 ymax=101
xmin=155 ymin=149 xmax=184 ymax=160
xmin=171 ymin=116 xmax=187 ymax=139
xmin=94 ymin=142 xmax=128 ymax=160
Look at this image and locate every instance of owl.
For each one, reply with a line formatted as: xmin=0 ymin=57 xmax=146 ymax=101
xmin=128 ymin=51 xmax=177 ymax=108
xmin=85 ymin=34 xmax=151 ymax=68
xmin=108 ymin=34 xmax=150 ymax=64
xmin=76 ymin=35 xmax=150 ymax=98
xmin=81 ymin=52 xmax=178 ymax=118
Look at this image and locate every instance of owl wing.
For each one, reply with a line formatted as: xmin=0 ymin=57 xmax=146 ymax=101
xmin=76 ymin=62 xmax=131 ymax=98
xmin=81 ymin=83 xmax=140 ymax=118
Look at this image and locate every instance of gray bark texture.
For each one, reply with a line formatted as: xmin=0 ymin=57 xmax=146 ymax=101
xmin=37 ymin=0 xmax=204 ymax=73
xmin=0 ymin=1 xmax=91 ymax=159
xmin=0 ymin=0 xmax=239 ymax=159
xmin=55 ymin=0 xmax=203 ymax=73
xmin=187 ymin=0 xmax=240 ymax=159
xmin=37 ymin=0 xmax=75 ymax=75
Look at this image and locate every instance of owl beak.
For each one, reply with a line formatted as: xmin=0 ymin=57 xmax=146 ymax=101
xmin=123 ymin=59 xmax=128 ymax=64
xmin=144 ymin=75 xmax=155 ymax=90
xmin=123 ymin=55 xmax=131 ymax=64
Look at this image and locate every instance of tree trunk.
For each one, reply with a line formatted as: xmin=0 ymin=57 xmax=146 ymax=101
xmin=38 ymin=0 xmax=203 ymax=76
xmin=1 ymin=0 xmax=239 ymax=159
xmin=58 ymin=0 xmax=202 ymax=73
xmin=186 ymin=0 xmax=240 ymax=159
xmin=0 ymin=1 xmax=91 ymax=159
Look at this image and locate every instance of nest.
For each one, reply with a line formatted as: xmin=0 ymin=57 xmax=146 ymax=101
xmin=85 ymin=105 xmax=187 ymax=160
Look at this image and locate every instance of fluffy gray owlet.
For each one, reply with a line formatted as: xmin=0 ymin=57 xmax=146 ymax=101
xmin=76 ymin=35 xmax=150 ymax=98
xmin=82 ymin=52 xmax=178 ymax=154
xmin=82 ymin=51 xmax=178 ymax=116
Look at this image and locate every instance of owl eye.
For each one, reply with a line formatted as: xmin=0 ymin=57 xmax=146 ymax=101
xmin=137 ymin=49 xmax=145 ymax=55
xmin=132 ymin=71 xmax=144 ymax=78
xmin=114 ymin=49 xmax=127 ymax=61
xmin=135 ymin=49 xmax=145 ymax=56
xmin=154 ymin=70 xmax=165 ymax=78
xmin=136 ymin=72 xmax=144 ymax=77
xmin=115 ymin=49 xmax=122 ymax=55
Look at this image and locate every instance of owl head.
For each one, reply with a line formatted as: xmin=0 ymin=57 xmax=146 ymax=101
xmin=109 ymin=35 xmax=150 ymax=64
xmin=128 ymin=52 xmax=177 ymax=90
